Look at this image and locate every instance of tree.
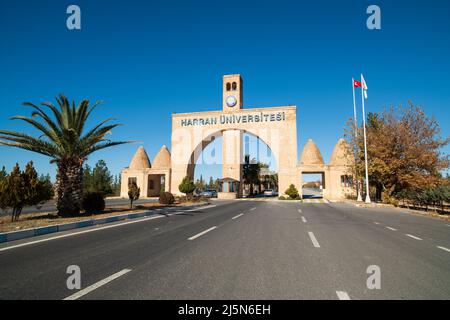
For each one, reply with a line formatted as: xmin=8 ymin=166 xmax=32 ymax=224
xmin=0 ymin=162 xmax=53 ymax=222
xmin=195 ymin=174 xmax=205 ymax=191
xmin=111 ymin=174 xmax=121 ymax=196
xmin=243 ymin=155 xmax=261 ymax=195
xmin=128 ymin=182 xmax=140 ymax=209
xmin=91 ymin=160 xmax=113 ymax=196
xmin=0 ymin=166 xmax=7 ymax=182
xmin=179 ymin=176 xmax=196 ymax=200
xmin=0 ymin=95 xmax=130 ymax=216
xmin=345 ymin=103 xmax=450 ymax=202
xmin=285 ymin=184 xmax=300 ymax=200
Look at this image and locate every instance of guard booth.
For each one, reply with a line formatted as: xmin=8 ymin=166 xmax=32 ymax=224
xmin=218 ymin=178 xmax=240 ymax=199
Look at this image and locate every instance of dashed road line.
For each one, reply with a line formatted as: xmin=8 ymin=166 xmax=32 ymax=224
xmin=301 ymin=216 xmax=307 ymax=223
xmin=308 ymin=232 xmax=321 ymax=248
xmin=298 ymin=209 xmax=302 ymax=213
xmin=336 ymin=291 xmax=351 ymax=300
xmin=249 ymin=207 xmax=257 ymax=211
xmin=63 ymin=269 xmax=131 ymax=300
xmin=386 ymin=227 xmax=397 ymax=231
xmin=406 ymin=234 xmax=422 ymax=241
xmin=373 ymin=222 xmax=380 ymax=225
xmin=188 ymin=226 xmax=218 ymax=240
xmin=437 ymin=246 xmax=450 ymax=253
xmin=232 ymin=213 xmax=244 ymax=220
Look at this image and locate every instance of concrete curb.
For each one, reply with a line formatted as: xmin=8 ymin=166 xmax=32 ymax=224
xmin=0 ymin=203 xmax=210 ymax=244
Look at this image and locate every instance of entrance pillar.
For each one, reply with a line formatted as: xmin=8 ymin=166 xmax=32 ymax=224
xmin=222 ymin=129 xmax=242 ymax=196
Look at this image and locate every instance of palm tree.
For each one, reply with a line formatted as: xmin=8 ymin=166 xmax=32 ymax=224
xmin=0 ymin=94 xmax=131 ymax=216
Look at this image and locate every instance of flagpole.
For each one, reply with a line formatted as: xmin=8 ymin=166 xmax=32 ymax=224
xmin=352 ymin=78 xmax=363 ymax=202
xmin=361 ymin=74 xmax=371 ymax=203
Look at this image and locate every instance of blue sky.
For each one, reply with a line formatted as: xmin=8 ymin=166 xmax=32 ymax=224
xmin=0 ymin=0 xmax=449 ymax=181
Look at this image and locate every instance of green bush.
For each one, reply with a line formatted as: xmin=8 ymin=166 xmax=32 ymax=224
xmin=179 ymin=176 xmax=196 ymax=199
xmin=82 ymin=192 xmax=105 ymax=214
xmin=285 ymin=184 xmax=299 ymax=200
xmin=159 ymin=192 xmax=175 ymax=205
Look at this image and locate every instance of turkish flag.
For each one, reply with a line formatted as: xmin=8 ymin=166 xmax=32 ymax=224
xmin=353 ymin=80 xmax=362 ymax=88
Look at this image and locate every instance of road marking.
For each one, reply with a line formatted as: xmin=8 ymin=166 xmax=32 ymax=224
xmin=437 ymin=246 xmax=450 ymax=253
xmin=406 ymin=234 xmax=422 ymax=241
xmin=63 ymin=269 xmax=131 ymax=300
xmin=0 ymin=205 xmax=219 ymax=252
xmin=250 ymin=207 xmax=256 ymax=211
xmin=336 ymin=291 xmax=351 ymax=300
xmin=0 ymin=215 xmax=164 ymax=253
xmin=232 ymin=213 xmax=244 ymax=220
xmin=308 ymin=232 xmax=320 ymax=248
xmin=298 ymin=209 xmax=302 ymax=213
xmin=188 ymin=226 xmax=218 ymax=240
xmin=373 ymin=222 xmax=380 ymax=225
xmin=301 ymin=216 xmax=307 ymax=223
xmin=386 ymin=227 xmax=397 ymax=231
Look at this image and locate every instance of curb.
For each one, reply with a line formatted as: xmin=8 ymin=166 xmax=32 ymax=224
xmin=0 ymin=203 xmax=210 ymax=244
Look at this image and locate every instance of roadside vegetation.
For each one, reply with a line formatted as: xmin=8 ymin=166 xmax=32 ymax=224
xmin=345 ymin=102 xmax=450 ymax=213
xmin=0 ymin=94 xmax=131 ymax=217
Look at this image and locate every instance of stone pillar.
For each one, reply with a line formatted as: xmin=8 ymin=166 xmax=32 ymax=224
xmin=222 ymin=129 xmax=242 ymax=195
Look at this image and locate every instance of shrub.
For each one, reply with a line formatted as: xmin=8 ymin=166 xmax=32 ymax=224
xmin=128 ymin=182 xmax=140 ymax=209
xmin=82 ymin=192 xmax=105 ymax=214
xmin=278 ymin=196 xmax=287 ymax=200
xmin=159 ymin=192 xmax=175 ymax=205
xmin=285 ymin=184 xmax=299 ymax=200
xmin=179 ymin=176 xmax=196 ymax=200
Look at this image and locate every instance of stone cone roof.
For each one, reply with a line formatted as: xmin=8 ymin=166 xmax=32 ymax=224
xmin=152 ymin=145 xmax=171 ymax=169
xmin=300 ymin=139 xmax=324 ymax=165
xmin=129 ymin=146 xmax=151 ymax=169
xmin=330 ymin=139 xmax=354 ymax=166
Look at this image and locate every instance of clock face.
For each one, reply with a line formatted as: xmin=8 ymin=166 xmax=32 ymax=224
xmin=226 ymin=95 xmax=237 ymax=107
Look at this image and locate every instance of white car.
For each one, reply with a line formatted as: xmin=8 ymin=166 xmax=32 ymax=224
xmin=264 ymin=189 xmax=276 ymax=197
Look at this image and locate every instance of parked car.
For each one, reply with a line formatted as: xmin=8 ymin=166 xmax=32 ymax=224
xmin=264 ymin=189 xmax=277 ymax=197
xmin=201 ymin=189 xmax=218 ymax=198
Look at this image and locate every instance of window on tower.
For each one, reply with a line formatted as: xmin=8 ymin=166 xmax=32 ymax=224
xmin=226 ymin=82 xmax=231 ymax=91
xmin=232 ymin=82 xmax=237 ymax=90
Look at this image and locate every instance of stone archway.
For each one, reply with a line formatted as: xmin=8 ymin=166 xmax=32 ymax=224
xmin=170 ymin=106 xmax=299 ymax=197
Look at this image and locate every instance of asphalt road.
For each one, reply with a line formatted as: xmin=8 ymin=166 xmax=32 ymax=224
xmin=0 ymin=198 xmax=157 ymax=216
xmin=0 ymin=200 xmax=449 ymax=300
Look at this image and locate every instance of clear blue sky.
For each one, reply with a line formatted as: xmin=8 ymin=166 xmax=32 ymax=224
xmin=1 ymin=0 xmax=449 ymax=181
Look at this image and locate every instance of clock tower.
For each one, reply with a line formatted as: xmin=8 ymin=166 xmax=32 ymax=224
xmin=221 ymin=74 xmax=243 ymax=195
xmin=223 ymin=74 xmax=243 ymax=112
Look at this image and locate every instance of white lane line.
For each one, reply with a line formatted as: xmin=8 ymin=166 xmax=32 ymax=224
xmin=0 ymin=215 xmax=164 ymax=253
xmin=188 ymin=226 xmax=218 ymax=240
xmin=232 ymin=213 xmax=244 ymax=220
xmin=249 ymin=207 xmax=257 ymax=211
xmin=301 ymin=216 xmax=307 ymax=223
xmin=308 ymin=232 xmax=321 ymax=248
xmin=373 ymin=222 xmax=380 ymax=225
xmin=336 ymin=291 xmax=351 ymax=300
xmin=386 ymin=226 xmax=397 ymax=231
xmin=63 ymin=269 xmax=131 ymax=300
xmin=183 ymin=205 xmax=216 ymax=212
xmin=298 ymin=209 xmax=302 ymax=213
xmin=437 ymin=246 xmax=450 ymax=253
xmin=406 ymin=234 xmax=422 ymax=241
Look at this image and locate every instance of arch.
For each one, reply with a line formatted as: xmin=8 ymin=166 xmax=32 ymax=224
xmin=185 ymin=128 xmax=279 ymax=179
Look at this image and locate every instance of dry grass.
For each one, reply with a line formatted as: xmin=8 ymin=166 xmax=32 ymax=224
xmin=0 ymin=200 xmax=208 ymax=233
